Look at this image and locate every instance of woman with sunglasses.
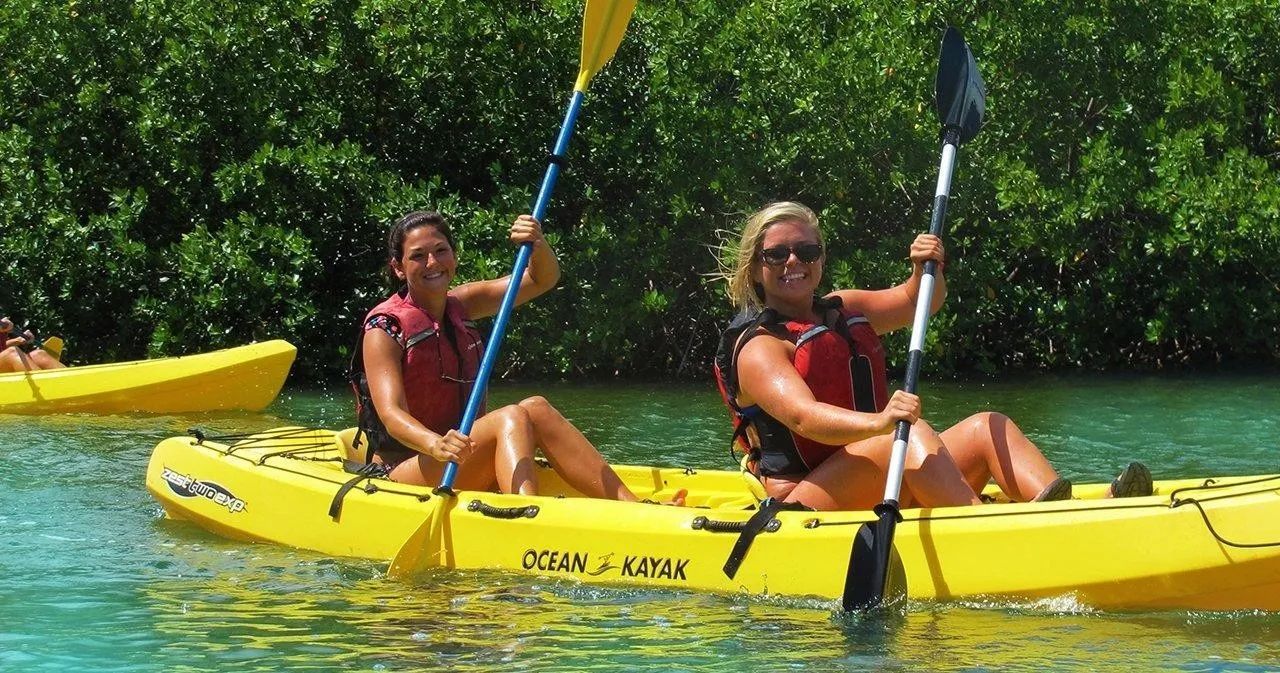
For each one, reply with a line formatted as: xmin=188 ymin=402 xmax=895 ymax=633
xmin=716 ymin=202 xmax=1149 ymax=510
xmin=1 ymin=316 xmax=65 ymax=372
xmin=352 ymin=210 xmax=677 ymax=504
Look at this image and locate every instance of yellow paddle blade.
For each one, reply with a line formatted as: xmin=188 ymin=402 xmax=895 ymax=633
xmin=41 ymin=336 xmax=64 ymax=362
xmin=574 ymin=0 xmax=638 ymax=92
xmin=386 ymin=498 xmax=448 ymax=579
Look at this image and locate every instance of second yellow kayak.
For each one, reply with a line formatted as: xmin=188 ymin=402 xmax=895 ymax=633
xmin=0 ymin=340 xmax=296 ymax=414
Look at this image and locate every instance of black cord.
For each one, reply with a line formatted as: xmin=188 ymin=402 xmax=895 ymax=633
xmin=1172 ymin=496 xmax=1280 ymax=549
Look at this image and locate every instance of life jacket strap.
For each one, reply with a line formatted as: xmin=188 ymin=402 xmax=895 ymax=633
xmin=403 ymin=328 xmax=437 ymax=350
xmin=727 ymin=415 xmax=751 ymax=463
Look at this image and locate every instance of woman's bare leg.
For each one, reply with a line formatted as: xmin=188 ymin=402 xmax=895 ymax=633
xmin=0 ymin=347 xmax=64 ymax=372
xmin=782 ymin=420 xmax=981 ymax=511
xmin=776 ymin=443 xmax=886 ymax=510
xmin=27 ymin=350 xmax=64 ymax=369
xmin=939 ymin=412 xmax=1058 ymax=502
xmin=487 ymin=405 xmax=539 ymax=495
xmin=0 ymin=347 xmax=23 ymax=373
xmin=389 ymin=405 xmax=534 ymax=493
xmin=517 ymin=396 xmax=641 ymax=502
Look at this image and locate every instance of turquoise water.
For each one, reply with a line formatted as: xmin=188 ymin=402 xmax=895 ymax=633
xmin=2 ymin=374 xmax=1279 ymax=671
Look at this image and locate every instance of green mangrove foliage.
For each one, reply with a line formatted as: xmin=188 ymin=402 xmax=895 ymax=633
xmin=1 ymin=0 xmax=1276 ymax=380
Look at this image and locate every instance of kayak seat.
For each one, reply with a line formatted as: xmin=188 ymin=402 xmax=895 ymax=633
xmin=329 ymin=428 xmax=394 ymax=520
xmin=738 ymin=454 xmax=768 ymax=502
xmin=336 ymin=427 xmax=367 ymax=465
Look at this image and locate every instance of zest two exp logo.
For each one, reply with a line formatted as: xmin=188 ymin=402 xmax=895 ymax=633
xmin=161 ymin=467 xmax=247 ymax=514
xmin=521 ymin=549 xmax=689 ymax=581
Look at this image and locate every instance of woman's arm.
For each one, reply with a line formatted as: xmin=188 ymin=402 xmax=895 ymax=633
xmin=362 ymin=327 xmax=476 ymax=464
xmin=2 ymin=318 xmax=33 ymax=349
xmin=830 ymin=234 xmax=947 ymax=335
xmin=736 ymin=335 xmax=919 ymax=446
xmin=454 ymin=214 xmax=562 ymax=319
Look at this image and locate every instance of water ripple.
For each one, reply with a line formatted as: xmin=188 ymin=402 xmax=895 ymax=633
xmin=2 ymin=379 xmax=1279 ymax=671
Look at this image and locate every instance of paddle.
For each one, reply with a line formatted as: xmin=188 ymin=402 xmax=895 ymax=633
xmin=41 ymin=336 xmax=65 ymax=362
xmin=387 ymin=0 xmax=638 ymax=578
xmin=436 ymin=0 xmax=637 ymax=493
xmin=842 ymin=26 xmax=987 ymax=611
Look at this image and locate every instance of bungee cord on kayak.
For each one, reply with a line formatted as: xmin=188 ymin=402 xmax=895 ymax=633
xmin=1170 ymin=476 xmax=1280 ymax=549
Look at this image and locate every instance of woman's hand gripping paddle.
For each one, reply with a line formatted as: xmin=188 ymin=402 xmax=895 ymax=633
xmin=842 ymin=26 xmax=988 ymax=611
xmin=388 ymin=0 xmax=638 ymax=580
xmin=2 ymin=318 xmax=38 ymax=352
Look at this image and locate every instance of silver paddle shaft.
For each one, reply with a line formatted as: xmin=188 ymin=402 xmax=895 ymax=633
xmin=881 ymin=138 xmax=957 ymax=504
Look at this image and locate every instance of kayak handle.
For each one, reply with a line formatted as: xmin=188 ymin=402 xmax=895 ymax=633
xmin=467 ymin=500 xmax=540 ymax=520
xmin=691 ymin=515 xmax=782 ymax=534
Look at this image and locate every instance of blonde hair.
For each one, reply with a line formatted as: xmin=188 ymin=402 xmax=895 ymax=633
xmin=723 ymin=201 xmax=821 ymax=311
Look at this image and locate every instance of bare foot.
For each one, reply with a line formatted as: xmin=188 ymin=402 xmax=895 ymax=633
xmin=644 ymin=488 xmax=688 ymax=507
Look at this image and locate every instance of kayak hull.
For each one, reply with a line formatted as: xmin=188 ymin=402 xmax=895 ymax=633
xmin=0 ymin=340 xmax=296 ymax=414
xmin=145 ymin=427 xmax=1280 ymax=611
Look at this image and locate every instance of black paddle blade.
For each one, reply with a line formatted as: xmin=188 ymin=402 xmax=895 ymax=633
xmin=842 ymin=504 xmax=908 ymax=611
xmin=934 ymin=26 xmax=987 ymax=144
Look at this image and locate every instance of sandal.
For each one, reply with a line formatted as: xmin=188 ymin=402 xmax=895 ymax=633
xmin=1110 ymin=462 xmax=1153 ymax=498
xmin=1033 ymin=477 xmax=1073 ymax=502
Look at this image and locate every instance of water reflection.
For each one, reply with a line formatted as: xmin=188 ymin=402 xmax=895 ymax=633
xmin=5 ymin=377 xmax=1280 ymax=672
xmin=136 ymin=534 xmax=1280 ymax=672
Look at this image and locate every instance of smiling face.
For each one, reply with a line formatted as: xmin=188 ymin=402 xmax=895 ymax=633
xmin=752 ymin=218 xmax=824 ymax=308
xmin=392 ymin=224 xmax=457 ymax=295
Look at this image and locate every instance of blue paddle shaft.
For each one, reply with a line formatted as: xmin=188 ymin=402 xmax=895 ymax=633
xmin=438 ymin=91 xmax=586 ymax=491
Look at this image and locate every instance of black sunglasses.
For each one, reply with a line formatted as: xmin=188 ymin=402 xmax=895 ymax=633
xmin=760 ymin=243 xmax=823 ymax=266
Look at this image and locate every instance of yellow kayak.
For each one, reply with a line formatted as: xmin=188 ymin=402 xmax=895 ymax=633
xmin=146 ymin=426 xmax=1280 ymax=611
xmin=0 ymin=340 xmax=296 ymax=414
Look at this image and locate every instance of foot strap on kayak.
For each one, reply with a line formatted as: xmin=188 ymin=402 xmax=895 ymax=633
xmin=717 ymin=498 xmax=812 ymax=579
xmin=328 ymin=461 xmax=393 ymax=520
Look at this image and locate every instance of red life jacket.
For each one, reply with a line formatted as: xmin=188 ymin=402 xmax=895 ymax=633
xmin=713 ymin=296 xmax=889 ymax=476
xmin=349 ymin=288 xmax=484 ymax=462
